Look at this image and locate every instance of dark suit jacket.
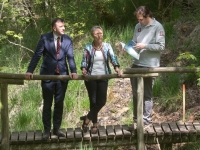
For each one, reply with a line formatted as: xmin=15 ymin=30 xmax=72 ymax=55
xmin=27 ymin=32 xmax=77 ymax=76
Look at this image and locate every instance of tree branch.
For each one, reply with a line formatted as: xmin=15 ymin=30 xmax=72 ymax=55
xmin=130 ymin=0 xmax=137 ymax=10
xmin=6 ymin=39 xmax=34 ymax=53
xmin=0 ymin=2 xmax=5 ymax=19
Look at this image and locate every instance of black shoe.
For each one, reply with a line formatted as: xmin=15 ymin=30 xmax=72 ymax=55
xmin=81 ymin=116 xmax=90 ymax=133
xmin=53 ymin=129 xmax=66 ymax=137
xmin=80 ymin=115 xmax=86 ymax=120
xmin=42 ymin=131 xmax=50 ymax=140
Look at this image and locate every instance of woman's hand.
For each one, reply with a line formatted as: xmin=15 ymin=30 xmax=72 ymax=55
xmin=115 ymin=67 xmax=122 ymax=77
xmin=82 ymin=68 xmax=87 ymax=76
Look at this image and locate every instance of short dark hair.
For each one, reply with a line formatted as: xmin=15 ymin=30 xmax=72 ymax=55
xmin=134 ymin=6 xmax=153 ymax=18
xmin=51 ymin=18 xmax=64 ymax=28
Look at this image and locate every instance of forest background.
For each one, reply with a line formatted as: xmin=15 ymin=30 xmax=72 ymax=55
xmin=0 ymin=0 xmax=200 ymax=147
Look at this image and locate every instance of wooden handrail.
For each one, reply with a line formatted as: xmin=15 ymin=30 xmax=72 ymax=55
xmin=123 ymin=67 xmax=200 ymax=74
xmin=0 ymin=72 xmax=158 ymax=80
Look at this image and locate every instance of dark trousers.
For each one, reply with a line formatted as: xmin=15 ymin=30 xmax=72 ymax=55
xmin=41 ymin=80 xmax=68 ymax=131
xmin=130 ymin=65 xmax=154 ymax=124
xmin=84 ymin=80 xmax=108 ymax=123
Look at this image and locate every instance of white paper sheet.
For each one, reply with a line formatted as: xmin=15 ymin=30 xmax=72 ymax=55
xmin=120 ymin=40 xmax=140 ymax=60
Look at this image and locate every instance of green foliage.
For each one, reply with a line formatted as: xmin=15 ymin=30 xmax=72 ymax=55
xmin=163 ymin=22 xmax=175 ymax=44
xmin=164 ymin=73 xmax=181 ymax=96
xmin=178 ymin=142 xmax=200 ymax=150
xmin=79 ymin=143 xmax=93 ymax=150
xmin=9 ymin=82 xmax=43 ymax=131
xmin=121 ymin=99 xmax=133 ymax=125
xmin=176 ymin=52 xmax=197 ymax=61
xmin=153 ymin=76 xmax=162 ymax=97
xmin=153 ymin=73 xmax=182 ymax=109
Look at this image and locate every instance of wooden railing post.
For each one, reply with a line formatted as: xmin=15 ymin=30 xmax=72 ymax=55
xmin=1 ymin=83 xmax=9 ymax=150
xmin=0 ymin=79 xmax=23 ymax=150
xmin=137 ymin=77 xmax=145 ymax=150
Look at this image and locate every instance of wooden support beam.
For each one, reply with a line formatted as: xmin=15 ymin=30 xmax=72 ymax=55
xmin=0 ymin=83 xmax=9 ymax=150
xmin=137 ymin=77 xmax=145 ymax=150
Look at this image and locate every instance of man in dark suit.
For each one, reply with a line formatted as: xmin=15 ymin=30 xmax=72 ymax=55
xmin=25 ymin=18 xmax=78 ymax=140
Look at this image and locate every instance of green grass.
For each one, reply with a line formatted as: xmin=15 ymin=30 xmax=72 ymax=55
xmin=8 ymin=81 xmax=43 ymax=131
xmin=153 ymin=76 xmax=163 ymax=97
xmin=178 ymin=142 xmax=200 ymax=150
xmin=153 ymin=73 xmax=182 ymax=110
xmin=120 ymin=99 xmax=133 ymax=125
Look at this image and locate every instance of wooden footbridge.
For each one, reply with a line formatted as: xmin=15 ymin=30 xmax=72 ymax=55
xmin=1 ymin=121 xmax=200 ymax=149
xmin=0 ymin=67 xmax=200 ymax=150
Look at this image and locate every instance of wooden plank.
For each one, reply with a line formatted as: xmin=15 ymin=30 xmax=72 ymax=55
xmin=176 ymin=121 xmax=189 ymax=142
xmin=114 ymin=125 xmax=123 ymax=145
xmin=193 ymin=122 xmax=200 ymax=141
xmin=26 ymin=130 xmax=34 ymax=144
xmin=10 ymin=132 xmax=19 ymax=144
xmin=169 ymin=122 xmax=181 ymax=143
xmin=106 ymin=125 xmax=115 ymax=146
xmin=59 ymin=128 xmax=67 ymax=142
xmin=81 ymin=126 xmax=91 ymax=147
xmin=106 ymin=125 xmax=115 ymax=139
xmin=66 ymin=128 xmax=74 ymax=148
xmin=35 ymin=130 xmax=43 ymax=143
xmin=66 ymin=128 xmax=74 ymax=141
xmin=121 ymin=125 xmax=132 ymax=143
xmin=74 ymin=128 xmax=82 ymax=141
xmin=127 ymin=124 xmax=137 ymax=144
xmin=122 ymin=125 xmax=131 ymax=137
xmin=153 ymin=123 xmax=164 ymax=143
xmin=185 ymin=122 xmax=196 ymax=142
xmin=18 ymin=131 xmax=26 ymax=144
xmin=145 ymin=124 xmax=156 ymax=144
xmin=98 ymin=126 xmax=107 ymax=140
xmin=50 ymin=129 xmax=58 ymax=143
xmin=89 ymin=126 xmax=98 ymax=146
xmin=82 ymin=127 xmax=91 ymax=141
xmin=161 ymin=123 xmax=172 ymax=149
xmin=114 ymin=125 xmax=123 ymax=139
xmin=90 ymin=126 xmax=98 ymax=142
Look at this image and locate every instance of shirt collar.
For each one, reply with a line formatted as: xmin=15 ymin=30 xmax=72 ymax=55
xmin=147 ymin=18 xmax=156 ymax=26
xmin=53 ymin=33 xmax=60 ymax=40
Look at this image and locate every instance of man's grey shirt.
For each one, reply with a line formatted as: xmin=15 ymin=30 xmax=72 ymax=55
xmin=132 ymin=18 xmax=165 ymax=67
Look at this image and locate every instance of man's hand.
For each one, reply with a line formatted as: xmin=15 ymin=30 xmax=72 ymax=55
xmin=134 ymin=43 xmax=146 ymax=50
xmin=25 ymin=72 xmax=33 ymax=80
xmin=70 ymin=73 xmax=78 ymax=79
